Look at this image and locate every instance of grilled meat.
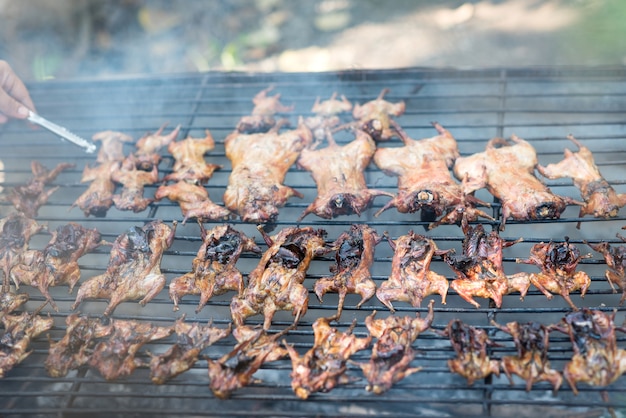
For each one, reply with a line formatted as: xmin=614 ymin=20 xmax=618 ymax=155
xmin=162 ymin=130 xmax=222 ymax=183
xmin=0 ymin=289 xmax=28 ymax=318
xmin=72 ymin=220 xmax=177 ymax=316
xmin=377 ymin=231 xmax=451 ymax=310
xmin=72 ymin=161 xmax=120 ymax=217
xmin=0 ymin=213 xmax=45 ymax=289
xmin=454 ymin=135 xmax=580 ymax=229
xmin=516 ymin=238 xmax=591 ymax=309
xmin=304 ymin=92 xmax=352 ymax=141
xmin=352 ymin=88 xmax=405 ymax=142
xmin=236 ymin=86 xmax=294 ymax=133
xmin=358 ymin=300 xmax=434 ymax=394
xmin=587 ymin=234 xmax=626 ymax=304
xmin=284 ymin=317 xmax=371 ymax=399
xmin=314 ymin=224 xmax=381 ymax=319
xmin=230 ymin=226 xmax=328 ymax=330
xmin=149 ymin=318 xmax=231 ymax=384
xmin=169 ymin=223 xmax=260 ymax=312
xmin=155 ymin=180 xmax=231 ymax=223
xmin=297 ymin=128 xmax=392 ymax=221
xmin=111 ymin=153 xmax=159 ymax=212
xmin=223 ymin=118 xmax=314 ymax=223
xmin=134 ymin=123 xmax=181 ymax=170
xmin=91 ymin=130 xmax=133 ymax=163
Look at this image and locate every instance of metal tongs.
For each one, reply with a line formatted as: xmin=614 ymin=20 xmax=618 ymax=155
xmin=27 ymin=110 xmax=96 ymax=154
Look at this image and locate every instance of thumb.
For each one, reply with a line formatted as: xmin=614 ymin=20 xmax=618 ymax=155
xmin=0 ymin=87 xmax=30 ymax=120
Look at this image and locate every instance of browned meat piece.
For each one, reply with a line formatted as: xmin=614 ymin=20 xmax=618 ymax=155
xmin=72 ymin=161 xmax=120 ymax=217
xmin=8 ymin=161 xmax=74 ymax=218
xmin=0 ymin=289 xmax=28 ymax=317
xmin=442 ymin=319 xmax=500 ymax=385
xmin=445 ymin=225 xmax=528 ymax=308
xmin=11 ymin=222 xmax=108 ymax=310
xmin=297 ymin=128 xmax=392 ymax=221
xmin=0 ymin=308 xmax=54 ymax=377
xmin=0 ymin=213 xmax=45 ymax=289
xmin=207 ymin=325 xmax=289 ymax=399
xmin=352 ymin=88 xmax=405 ymax=142
xmin=537 ymin=135 xmax=626 ymax=223
xmin=587 ymin=234 xmax=626 ymax=304
xmin=492 ymin=320 xmax=562 ymax=393
xmin=134 ymin=123 xmax=181 ymax=170
xmin=314 ymin=224 xmax=381 ymax=319
xmin=223 ymin=118 xmax=314 ymax=223
xmin=91 ymin=130 xmax=134 ymax=163
xmin=304 ymin=92 xmax=352 ymax=141
xmin=149 ymin=318 xmax=231 ymax=384
xmin=374 ymin=122 xmax=493 ymax=230
xmin=162 ymin=130 xmax=222 ymax=183
xmin=377 ymin=232 xmax=451 ymax=310
xmin=169 ymin=223 xmax=260 ymax=312
xmin=555 ymin=309 xmax=626 ymax=395
xmin=154 ymin=180 xmax=231 ymax=223
xmin=284 ymin=317 xmax=371 ymax=399
xmin=89 ymin=319 xmax=173 ymax=380
xmin=111 ymin=154 xmax=159 ymax=212
xmin=236 ymin=86 xmax=294 ymax=133
xmin=230 ymin=226 xmax=328 ymax=330
xmin=515 ymin=238 xmax=591 ymax=309
xmin=45 ymin=314 xmax=113 ymax=378
xmin=357 ymin=300 xmax=434 ymax=394
xmin=72 ymin=220 xmax=177 ymax=316
xmin=454 ymin=135 xmax=581 ymax=230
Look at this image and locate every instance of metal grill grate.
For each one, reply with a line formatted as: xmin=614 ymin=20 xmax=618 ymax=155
xmin=1 ymin=67 xmax=626 ymax=417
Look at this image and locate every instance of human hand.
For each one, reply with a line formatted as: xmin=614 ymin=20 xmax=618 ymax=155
xmin=0 ymin=60 xmax=36 ymax=124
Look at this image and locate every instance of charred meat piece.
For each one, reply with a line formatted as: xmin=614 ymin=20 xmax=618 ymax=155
xmin=134 ymin=123 xmax=181 ymax=170
xmin=72 ymin=161 xmax=120 ymax=217
xmin=284 ymin=317 xmax=371 ymax=399
xmin=374 ymin=122 xmax=493 ymax=230
xmin=0 ymin=214 xmax=45 ymax=288
xmin=377 ymin=231 xmax=450 ymax=310
xmin=538 ymin=135 xmax=626 ymax=222
xmin=207 ymin=325 xmax=288 ymax=399
xmin=72 ymin=220 xmax=177 ymax=316
xmin=446 ymin=225 xmax=528 ymax=308
xmin=45 ymin=313 xmax=113 ymax=378
xmin=8 ymin=161 xmax=74 ymax=218
xmin=516 ymin=238 xmax=591 ymax=309
xmin=297 ymin=128 xmax=392 ymax=221
xmin=358 ymin=300 xmax=434 ymax=394
xmin=0 ymin=289 xmax=29 ymax=318
xmin=155 ymin=180 xmax=231 ymax=223
xmin=230 ymin=226 xmax=328 ymax=330
xmin=314 ymin=224 xmax=382 ymax=319
xmin=492 ymin=320 xmax=562 ymax=393
xmin=587 ymin=234 xmax=626 ymax=304
xmin=169 ymin=223 xmax=260 ymax=312
xmin=304 ymin=92 xmax=352 ymax=141
xmin=91 ymin=130 xmax=134 ymax=163
xmin=454 ymin=135 xmax=580 ymax=229
xmin=236 ymin=86 xmax=294 ymax=133
xmin=89 ymin=319 xmax=173 ymax=380
xmin=352 ymin=88 xmax=405 ymax=142
xmin=162 ymin=129 xmax=222 ymax=183
xmin=111 ymin=154 xmax=159 ymax=212
xmin=443 ymin=319 xmax=500 ymax=385
xmin=223 ymin=118 xmax=313 ymax=223
xmin=149 ymin=318 xmax=231 ymax=384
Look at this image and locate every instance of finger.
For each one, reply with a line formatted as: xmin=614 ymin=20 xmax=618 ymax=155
xmin=0 ymin=61 xmax=35 ymax=118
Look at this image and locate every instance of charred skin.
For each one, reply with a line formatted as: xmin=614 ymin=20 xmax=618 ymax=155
xmin=352 ymin=88 xmax=405 ymax=142
xmin=0 ymin=214 xmax=46 ymax=289
xmin=155 ymin=181 xmax=232 ymax=223
xmin=72 ymin=161 xmax=120 ymax=217
xmin=111 ymin=154 xmax=159 ymax=212
xmin=162 ymin=130 xmax=222 ymax=183
xmin=587 ymin=236 xmax=626 ymax=304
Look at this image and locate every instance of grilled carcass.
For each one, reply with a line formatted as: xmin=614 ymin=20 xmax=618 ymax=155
xmin=445 ymin=224 xmax=529 ymax=308
xmin=352 ymin=88 xmax=405 ymax=142
xmin=162 ymin=129 xmax=222 ymax=183
xmin=587 ymin=234 xmax=626 ymax=304
xmin=45 ymin=313 xmax=113 ymax=378
xmin=443 ymin=319 xmax=500 ymax=385
xmin=373 ymin=122 xmax=493 ymax=229
xmin=376 ymin=232 xmax=450 ymax=310
xmin=155 ymin=180 xmax=231 ymax=223
xmin=491 ymin=320 xmax=562 ymax=393
xmin=515 ymin=238 xmax=591 ymax=309
xmin=0 ymin=288 xmax=28 ymax=318
xmin=91 ymin=130 xmax=134 ymax=163
xmin=454 ymin=135 xmax=580 ymax=229
xmin=207 ymin=325 xmax=288 ymax=399
xmin=296 ymin=128 xmax=392 ymax=221
xmin=72 ymin=220 xmax=177 ymax=316
xmin=357 ymin=300 xmax=434 ymax=394
xmin=223 ymin=118 xmax=313 ymax=223
xmin=8 ymin=161 xmax=74 ymax=218
xmin=236 ymin=86 xmax=294 ymax=133
xmin=111 ymin=153 xmax=159 ymax=212
xmin=133 ymin=123 xmax=180 ymax=170
xmin=284 ymin=317 xmax=371 ymax=399
xmin=169 ymin=223 xmax=260 ymax=312
xmin=230 ymin=226 xmax=328 ymax=330
xmin=89 ymin=318 xmax=173 ymax=380
xmin=314 ymin=224 xmax=381 ymax=319
xmin=537 ymin=134 xmax=626 ymax=223
xmin=149 ymin=318 xmax=231 ymax=384
xmin=0 ymin=213 xmax=45 ymax=288
xmin=72 ymin=161 xmax=120 ymax=217
xmin=304 ymin=92 xmax=352 ymax=141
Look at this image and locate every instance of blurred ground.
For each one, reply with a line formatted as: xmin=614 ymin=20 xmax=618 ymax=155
xmin=1 ymin=0 xmax=626 ymax=81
